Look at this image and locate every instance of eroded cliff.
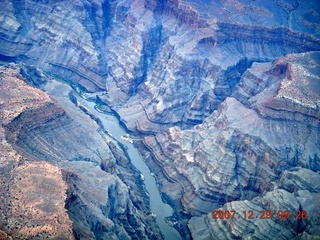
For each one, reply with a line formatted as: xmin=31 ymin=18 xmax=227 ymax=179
xmin=0 ymin=0 xmax=319 ymax=239
xmin=0 ymin=66 xmax=161 ymax=239
xmin=137 ymin=51 xmax=320 ymax=239
xmin=0 ymin=67 xmax=74 ymax=239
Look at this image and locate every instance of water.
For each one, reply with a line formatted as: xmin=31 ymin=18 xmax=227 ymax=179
xmin=84 ymin=100 xmax=182 ymax=240
xmin=0 ymin=61 xmax=182 ymax=239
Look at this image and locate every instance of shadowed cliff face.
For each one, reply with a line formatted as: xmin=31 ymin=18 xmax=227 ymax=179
xmin=0 ymin=0 xmax=319 ymax=239
xmin=0 ymin=0 xmax=319 ymax=128
xmin=0 ymin=66 xmax=161 ymax=239
xmin=137 ymin=51 xmax=320 ymax=239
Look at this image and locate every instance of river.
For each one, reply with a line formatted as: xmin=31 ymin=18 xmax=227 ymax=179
xmin=83 ymin=100 xmax=182 ymax=240
xmin=0 ymin=60 xmax=182 ymax=239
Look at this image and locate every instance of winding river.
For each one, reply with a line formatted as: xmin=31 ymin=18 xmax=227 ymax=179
xmin=83 ymin=100 xmax=182 ymax=240
xmin=0 ymin=61 xmax=183 ymax=239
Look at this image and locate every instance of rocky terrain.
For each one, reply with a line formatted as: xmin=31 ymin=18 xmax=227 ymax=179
xmin=0 ymin=67 xmax=74 ymax=239
xmin=0 ymin=0 xmax=319 ymax=239
xmin=138 ymin=51 xmax=320 ymax=238
xmin=0 ymin=66 xmax=161 ymax=239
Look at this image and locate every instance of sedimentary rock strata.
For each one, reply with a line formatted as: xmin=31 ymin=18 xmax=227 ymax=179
xmin=138 ymin=52 xmax=320 ymax=239
xmin=189 ymin=168 xmax=320 ymax=240
xmin=0 ymin=0 xmax=319 ymax=132
xmin=0 ymin=66 xmax=161 ymax=239
xmin=0 ymin=66 xmax=74 ymax=239
xmin=0 ymin=0 xmax=319 ymax=239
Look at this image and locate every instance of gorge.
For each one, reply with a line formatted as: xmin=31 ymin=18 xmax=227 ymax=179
xmin=0 ymin=0 xmax=319 ymax=239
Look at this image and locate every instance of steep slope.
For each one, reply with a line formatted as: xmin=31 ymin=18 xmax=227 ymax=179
xmin=189 ymin=168 xmax=320 ymax=239
xmin=108 ymin=0 xmax=320 ymax=132
xmin=0 ymin=0 xmax=319 ymax=239
xmin=137 ymin=51 xmax=320 ymax=238
xmin=0 ymin=0 xmax=319 ymax=129
xmin=0 ymin=65 xmax=161 ymax=239
xmin=0 ymin=66 xmax=74 ymax=239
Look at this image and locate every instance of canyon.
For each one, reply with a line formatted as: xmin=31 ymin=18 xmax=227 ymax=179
xmin=0 ymin=65 xmax=162 ymax=239
xmin=0 ymin=0 xmax=319 ymax=239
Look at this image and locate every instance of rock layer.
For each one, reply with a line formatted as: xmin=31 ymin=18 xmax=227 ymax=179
xmin=0 ymin=0 xmax=319 ymax=132
xmin=0 ymin=66 xmax=161 ymax=239
xmin=0 ymin=0 xmax=319 ymax=239
xmin=189 ymin=168 xmax=320 ymax=240
xmin=138 ymin=52 xmax=320 ymax=239
xmin=0 ymin=66 xmax=74 ymax=239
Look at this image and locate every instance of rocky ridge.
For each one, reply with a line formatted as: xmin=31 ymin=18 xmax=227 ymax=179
xmin=189 ymin=168 xmax=320 ymax=240
xmin=0 ymin=0 xmax=319 ymax=239
xmin=107 ymin=0 xmax=320 ymax=133
xmin=0 ymin=66 xmax=74 ymax=239
xmin=0 ymin=65 xmax=161 ymax=239
xmin=138 ymin=51 xmax=320 ymax=239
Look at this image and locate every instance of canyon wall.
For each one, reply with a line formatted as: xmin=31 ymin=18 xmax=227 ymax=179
xmin=0 ymin=0 xmax=319 ymax=239
xmin=0 ymin=65 xmax=161 ymax=239
xmin=137 ymin=51 xmax=320 ymax=238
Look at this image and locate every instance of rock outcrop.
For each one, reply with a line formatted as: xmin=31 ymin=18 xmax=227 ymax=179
xmin=189 ymin=168 xmax=320 ymax=240
xmin=0 ymin=66 xmax=161 ymax=239
xmin=0 ymin=66 xmax=74 ymax=239
xmin=0 ymin=0 xmax=319 ymax=239
xmin=0 ymin=0 xmax=319 ymax=132
xmin=137 ymin=51 xmax=320 ymax=239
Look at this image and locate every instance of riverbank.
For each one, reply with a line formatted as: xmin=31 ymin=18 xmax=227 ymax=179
xmin=80 ymin=96 xmax=182 ymax=240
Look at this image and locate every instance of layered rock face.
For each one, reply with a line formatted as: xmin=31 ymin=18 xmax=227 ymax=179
xmin=0 ymin=67 xmax=74 ymax=239
xmin=189 ymin=168 xmax=320 ymax=240
xmin=139 ymin=51 xmax=320 ymax=238
xmin=0 ymin=0 xmax=319 ymax=128
xmin=105 ymin=0 xmax=320 ymax=132
xmin=0 ymin=0 xmax=319 ymax=239
xmin=0 ymin=66 xmax=161 ymax=239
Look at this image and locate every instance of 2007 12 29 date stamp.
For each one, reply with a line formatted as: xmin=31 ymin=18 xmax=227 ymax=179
xmin=212 ymin=209 xmax=308 ymax=220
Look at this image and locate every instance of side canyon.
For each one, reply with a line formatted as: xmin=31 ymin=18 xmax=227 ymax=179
xmin=0 ymin=0 xmax=319 ymax=239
